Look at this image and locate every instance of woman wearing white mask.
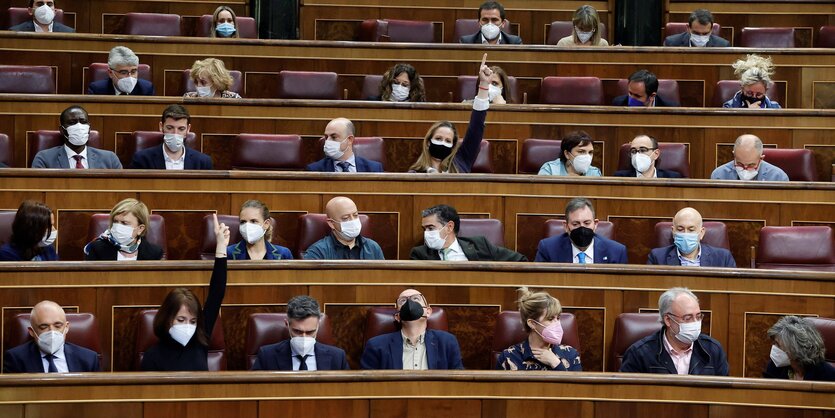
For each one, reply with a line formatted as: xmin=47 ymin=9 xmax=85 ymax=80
xmin=374 ymin=63 xmax=426 ymax=102
xmin=538 ymin=131 xmax=602 ymax=176
xmin=184 ymin=58 xmax=242 ymax=99
xmin=0 ymin=200 xmax=58 ymax=261
xmin=556 ymin=5 xmax=608 ymax=47
xmin=464 ymin=65 xmax=512 ymax=104
xmin=227 ymin=200 xmax=293 ymax=260
xmin=141 ymin=214 xmax=230 ymax=371
xmin=764 ymin=316 xmax=835 ymax=382
xmin=84 ymin=198 xmax=164 ymax=261
xmin=209 ymin=5 xmax=239 ymax=38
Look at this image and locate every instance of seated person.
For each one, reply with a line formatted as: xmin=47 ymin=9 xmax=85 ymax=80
xmin=663 ymin=9 xmax=729 ymax=47
xmin=723 ymin=54 xmax=781 ymax=109
xmin=0 ymin=200 xmax=58 ymax=261
xmin=130 ymin=104 xmax=213 ymax=170
xmin=614 ymin=135 xmax=683 ymax=178
xmin=183 ymin=58 xmax=242 ymax=99
xmin=87 ymin=46 xmax=155 ymax=96
xmin=3 ymin=300 xmax=99 ymax=373
xmin=361 ymin=288 xmax=464 ymax=369
xmin=210 ymin=5 xmax=239 ymax=38
xmin=535 ymin=197 xmax=628 ymax=264
xmin=9 ymin=0 xmax=74 ymax=32
xmin=227 ymin=200 xmax=292 ymax=260
xmin=710 ymin=134 xmax=789 ymax=181
xmin=31 ymin=105 xmax=122 ymax=169
xmin=410 ymin=204 xmax=526 ymax=261
xmin=613 ymin=69 xmax=678 ymax=107
xmin=303 ymin=196 xmax=384 ymax=260
xmin=496 ymin=287 xmax=582 ymax=371
xmin=464 ymin=65 xmax=513 ymax=105
xmin=84 ymin=198 xmax=163 ymax=261
xmin=460 ymin=1 xmax=522 ymax=44
xmin=764 ymin=316 xmax=835 ymax=382
xmin=373 ymin=63 xmax=426 ymax=102
xmin=621 ymin=287 xmax=729 ymax=375
xmin=648 ymin=207 xmax=736 ymax=267
xmin=251 ymin=295 xmax=350 ymax=371
xmin=556 ymin=5 xmax=609 ymax=47
xmin=307 ymin=118 xmax=383 ymax=172
xmin=538 ymin=131 xmax=601 ymax=176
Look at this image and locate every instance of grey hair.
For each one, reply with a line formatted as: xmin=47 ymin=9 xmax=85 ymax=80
xmin=658 ymin=287 xmax=698 ymax=322
xmin=107 ymin=46 xmax=139 ymax=68
xmin=286 ymin=295 xmax=321 ymax=321
xmin=731 ymin=54 xmax=774 ymax=88
xmin=768 ymin=316 xmax=826 ymax=368
xmin=734 ymin=134 xmax=764 ymax=154
xmin=564 ymin=197 xmax=595 ymax=220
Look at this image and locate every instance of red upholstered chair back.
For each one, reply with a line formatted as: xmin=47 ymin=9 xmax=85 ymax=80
xmin=818 ymin=26 xmax=835 ymax=48
xmin=0 ymin=65 xmax=55 ymax=94
xmin=353 ymin=137 xmax=385 ymax=169
xmin=807 ymin=317 xmax=835 ymax=366
xmin=711 ymin=80 xmax=785 ymax=107
xmin=540 ymin=77 xmax=604 ymax=105
xmin=182 ymin=69 xmax=243 ymax=95
xmin=519 ymin=139 xmax=562 ymax=174
xmin=490 ymin=311 xmax=580 ymax=367
xmin=0 ymin=210 xmax=15 ymax=246
xmin=458 ymin=218 xmax=504 ymax=247
xmin=135 ymin=309 xmax=226 ymax=370
xmin=363 ymin=306 xmax=448 ymax=344
xmin=276 ymin=71 xmax=340 ymax=100
xmin=740 ymin=27 xmax=796 ymax=48
xmin=663 ymin=22 xmax=720 ymax=38
xmin=87 ymin=213 xmax=168 ymax=258
xmin=4 ymin=7 xmax=66 ymax=27
xmin=544 ymin=219 xmax=615 ymax=241
xmin=761 ymin=148 xmax=818 ymax=181
xmin=295 ymin=213 xmax=370 ymax=258
xmin=470 ymin=140 xmax=493 ymax=174
xmin=0 ymin=133 xmax=12 ymax=167
xmin=546 ymin=21 xmax=608 ymax=45
xmin=616 ymin=79 xmax=681 ymax=107
xmin=199 ymin=214 xmax=242 ymax=260
xmin=88 ymin=63 xmax=151 ymax=83
xmin=387 ymin=19 xmax=436 ymax=43
xmin=9 ymin=313 xmax=103 ymax=365
xmin=453 ymin=19 xmax=479 ymax=41
xmin=195 ymin=15 xmax=258 ymax=38
xmin=609 ymin=313 xmax=662 ymax=372
xmin=455 ymin=75 xmax=520 ymax=104
xmin=358 ymin=19 xmax=388 ymax=42
xmin=654 ymin=221 xmax=730 ymax=250
xmin=122 ymin=12 xmax=182 ymax=36
xmin=125 ymin=131 xmax=198 ymax=167
xmin=28 ymin=130 xmax=102 ymax=167
xmin=231 ymin=134 xmax=305 ymax=170
xmin=616 ymin=142 xmax=690 ymax=178
xmin=756 ymin=226 xmax=835 ymax=271
xmin=361 ymin=75 xmax=383 ymax=100
xmin=244 ymin=312 xmax=336 ymax=369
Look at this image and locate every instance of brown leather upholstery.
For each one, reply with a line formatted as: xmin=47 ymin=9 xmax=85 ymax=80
xmin=276 ymin=71 xmax=340 ymax=100
xmin=87 ymin=213 xmax=168 ymax=258
xmin=544 ymin=219 xmax=615 ymax=241
xmin=294 ymin=213 xmax=370 ymax=258
xmin=88 ymin=63 xmax=151 ymax=83
xmin=452 ymin=19 xmax=515 ymax=42
xmin=615 ymin=79 xmax=681 ymax=108
xmin=756 ymin=226 xmax=835 ymax=271
xmin=471 ymin=140 xmax=493 ymax=173
xmin=0 ymin=210 xmax=14 ymax=246
xmin=455 ymin=75 xmax=520 ymax=104
xmin=359 ymin=19 xmax=436 ymax=43
xmin=654 ymin=221 xmax=730 ymax=250
xmin=244 ymin=312 xmax=336 ymax=369
xmin=195 ymin=15 xmax=258 ymax=38
xmin=124 ymin=131 xmax=198 ymax=167
xmin=546 ymin=21 xmax=608 ymax=45
xmin=27 ymin=130 xmax=102 ymax=167
xmin=818 ymin=26 xmax=835 ymax=48
xmin=361 ymin=75 xmax=382 ymax=100
xmin=363 ymin=306 xmax=448 ymax=344
xmin=663 ymin=22 xmax=720 ymax=38
xmin=540 ymin=77 xmax=604 ymax=105
xmin=231 ymin=134 xmax=305 ymax=170
xmin=761 ymin=148 xmax=818 ymax=181
xmin=0 ymin=133 xmax=12 ymax=167
xmin=9 ymin=313 xmax=103 ymax=365
xmin=135 ymin=309 xmax=226 ymax=370
xmin=518 ymin=139 xmax=561 ymax=174
xmin=182 ymin=69 xmax=243 ymax=95
xmin=353 ymin=137 xmax=385 ymax=169
xmin=122 ymin=12 xmax=182 ymax=36
xmin=199 ymin=214 xmax=241 ymax=260
xmin=609 ymin=313 xmax=662 ymax=372
xmin=0 ymin=65 xmax=55 ymax=94
xmin=616 ymin=142 xmax=690 ymax=178
xmin=740 ymin=27 xmax=796 ymax=48
xmin=458 ymin=218 xmax=504 ymax=247
xmin=489 ymin=310 xmax=580 ymax=367
xmin=807 ymin=317 xmax=835 ymax=366
xmin=711 ymin=80 xmax=785 ymax=107
xmin=3 ymin=7 xmax=65 ymax=27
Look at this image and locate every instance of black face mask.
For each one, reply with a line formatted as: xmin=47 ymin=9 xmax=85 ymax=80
xmin=741 ymin=93 xmax=760 ymax=105
xmin=398 ymin=299 xmax=425 ymax=322
xmin=428 ymin=143 xmax=453 ymax=160
xmin=569 ymin=226 xmax=595 ymax=248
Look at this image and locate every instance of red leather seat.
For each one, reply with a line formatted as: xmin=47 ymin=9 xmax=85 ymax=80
xmin=363 ymin=306 xmax=448 ymax=344
xmin=27 ymin=130 xmax=102 ymax=167
xmin=195 ymin=15 xmax=258 ymax=38
xmin=518 ymin=139 xmax=561 ymax=174
xmin=616 ymin=142 xmax=690 ymax=178
xmin=807 ymin=317 xmax=835 ymax=366
xmin=135 ymin=309 xmax=226 ymax=370
xmin=490 ymin=310 xmax=580 ymax=367
xmin=818 ymin=26 xmax=835 ymax=48
xmin=0 ymin=133 xmax=12 ymax=167
xmin=295 ymin=213 xmax=370 ymax=258
xmin=122 ymin=12 xmax=182 ymax=36
xmin=353 ymin=137 xmax=385 ymax=170
xmin=761 ymin=148 xmax=818 ymax=181
xmin=458 ymin=218 xmax=504 ymax=247
xmin=360 ymin=75 xmax=383 ymax=100
xmin=609 ymin=313 xmax=662 ymax=372
xmin=663 ymin=22 xmax=721 ymax=38
xmin=546 ymin=21 xmax=608 ymax=45
xmin=182 ymin=69 xmax=243 ymax=95
xmin=231 ymin=134 xmax=305 ymax=170
xmin=124 ymin=131 xmax=198 ymax=167
xmin=0 ymin=65 xmax=55 ymax=94
xmin=615 ymin=79 xmax=681 ymax=108
xmin=359 ymin=19 xmax=436 ymax=43
xmin=0 ymin=210 xmax=14 ymax=246
xmin=756 ymin=226 xmax=835 ymax=271
xmin=9 ymin=313 xmax=103 ymax=366
xmin=471 ymin=140 xmax=493 ymax=174
xmin=276 ymin=71 xmax=340 ymax=100
xmin=199 ymin=214 xmax=242 ymax=260
xmin=86 ymin=213 xmax=168 ymax=258
xmin=654 ymin=221 xmax=730 ymax=250
xmin=244 ymin=312 xmax=336 ymax=369
xmin=88 ymin=63 xmax=151 ymax=84
xmin=3 ymin=7 xmax=66 ymax=27
xmin=544 ymin=219 xmax=615 ymax=241
xmin=540 ymin=77 xmax=604 ymax=105
xmin=740 ymin=27 xmax=796 ymax=48
xmin=452 ymin=19 xmax=514 ymax=42
xmin=711 ymin=80 xmax=785 ymax=108
xmin=455 ymin=75 xmax=520 ymax=104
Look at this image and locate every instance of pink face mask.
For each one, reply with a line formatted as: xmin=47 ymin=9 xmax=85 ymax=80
xmin=532 ymin=319 xmax=563 ymax=345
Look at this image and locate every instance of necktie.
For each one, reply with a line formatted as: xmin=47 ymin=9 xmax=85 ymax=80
xmin=336 ymin=161 xmax=351 ymax=172
xmin=297 ymin=355 xmax=309 ymax=370
xmin=577 ymin=252 xmax=586 ymax=264
xmin=440 ymin=248 xmax=449 ymax=260
xmin=72 ymin=155 xmax=84 ymax=169
xmin=45 ymin=354 xmax=58 ymax=373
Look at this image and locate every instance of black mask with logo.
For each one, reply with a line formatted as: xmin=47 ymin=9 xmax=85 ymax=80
xmin=428 ymin=143 xmax=453 ymax=160
xmin=399 ymin=298 xmax=425 ymax=322
xmin=569 ymin=226 xmax=595 ymax=248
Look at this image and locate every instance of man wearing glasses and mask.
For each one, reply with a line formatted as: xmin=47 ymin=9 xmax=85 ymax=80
xmin=711 ymin=134 xmax=788 ymax=181
xmin=614 ymin=135 xmax=683 ymax=178
xmin=87 ymin=46 xmax=156 ymax=96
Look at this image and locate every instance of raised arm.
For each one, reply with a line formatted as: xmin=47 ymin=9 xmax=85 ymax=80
xmin=454 ymin=53 xmax=492 ymax=173
xmin=203 ymin=214 xmax=230 ymax=338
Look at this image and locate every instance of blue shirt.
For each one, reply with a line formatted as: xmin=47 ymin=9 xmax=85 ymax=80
xmin=710 ymin=160 xmax=789 ymax=181
xmin=496 ymin=339 xmax=582 ymax=371
xmin=538 ymin=159 xmax=602 ymax=177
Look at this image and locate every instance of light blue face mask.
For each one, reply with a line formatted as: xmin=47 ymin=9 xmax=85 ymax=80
xmin=674 ymin=232 xmax=700 ymax=255
xmin=216 ymin=22 xmax=236 ymax=37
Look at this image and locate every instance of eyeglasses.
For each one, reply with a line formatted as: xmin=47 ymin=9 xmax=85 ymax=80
xmin=742 ymin=90 xmax=766 ymax=99
xmin=111 ymin=68 xmax=139 ymax=77
xmin=734 ymin=160 xmax=760 ymax=170
xmin=667 ymin=312 xmax=703 ymax=323
xmin=629 ymin=147 xmax=657 ymax=155
xmin=396 ymin=293 xmax=427 ymax=307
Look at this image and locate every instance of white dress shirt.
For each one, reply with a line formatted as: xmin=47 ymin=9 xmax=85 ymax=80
xmin=571 ymin=238 xmax=595 ymax=264
xmin=34 ymin=21 xmax=54 ymax=33
xmin=163 ymin=146 xmax=186 ymax=170
xmin=64 ymin=145 xmax=88 ymax=169
xmin=41 ymin=345 xmax=69 ymax=373
xmin=290 ymin=345 xmax=317 ymax=371
xmin=441 ymin=239 xmax=468 ymax=261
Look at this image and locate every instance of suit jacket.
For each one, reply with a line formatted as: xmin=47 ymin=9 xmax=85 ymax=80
xmin=306 ymin=155 xmax=383 ymax=172
xmin=460 ymin=30 xmax=522 ymax=44
xmin=647 ymin=244 xmax=736 ymax=267
xmin=85 ymin=238 xmax=164 ymax=261
xmin=620 ymin=328 xmax=729 ymax=375
xmin=3 ymin=341 xmax=99 ymax=373
xmin=361 ymin=329 xmax=464 ymax=370
xmin=612 ymin=94 xmax=679 ymax=107
xmin=86 ymin=78 xmax=156 ymax=96
xmin=31 ymin=145 xmax=122 ymax=169
xmin=9 ymin=20 xmax=75 ymax=32
xmin=663 ymin=32 xmax=730 ymax=47
xmin=251 ymin=340 xmax=349 ymax=371
xmin=409 ymin=235 xmax=527 ymax=261
xmin=534 ymin=233 xmax=628 ymax=264
xmin=130 ymin=145 xmax=213 ymax=170
xmin=613 ymin=167 xmax=683 ymax=178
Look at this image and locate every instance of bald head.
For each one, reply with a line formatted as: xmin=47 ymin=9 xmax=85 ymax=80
xmin=733 ymin=134 xmax=765 ymax=170
xmin=672 ymin=207 xmax=705 ymax=244
xmin=29 ymin=300 xmax=68 ymax=338
xmin=325 ymin=196 xmax=357 ymax=219
xmin=326 ymin=118 xmax=355 ymax=138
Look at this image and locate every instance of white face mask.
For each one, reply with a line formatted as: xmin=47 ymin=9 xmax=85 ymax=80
xmin=35 ymin=329 xmax=65 ymax=355
xmin=64 ymin=123 xmax=90 ymax=146
xmin=290 ymin=336 xmax=316 ymax=357
xmin=163 ymin=133 xmax=184 ymax=153
xmin=239 ymin=222 xmax=266 ymax=244
xmin=770 ymin=344 xmax=791 ymax=368
xmin=734 ymin=166 xmax=758 ymax=181
xmin=116 ymin=76 xmax=138 ymax=94
xmin=631 ymin=153 xmax=653 ymax=173
xmin=390 ymin=83 xmax=410 ymax=102
xmin=39 ymin=229 xmax=57 ymax=247
xmin=337 ymin=218 xmax=362 ymax=240
xmin=571 ymin=154 xmax=593 ymax=174
xmin=576 ymin=28 xmax=594 ymax=44
xmin=690 ymin=33 xmax=710 ymax=47
xmin=480 ymin=23 xmax=500 ymax=40
xmin=168 ymin=324 xmax=196 ymax=346
xmin=424 ymin=228 xmax=447 ymax=250
xmin=487 ymin=84 xmax=502 ymax=102
xmin=109 ymin=223 xmax=136 ymax=246
xmin=323 ymin=138 xmax=346 ymax=160
xmin=672 ymin=319 xmax=702 ymax=344
xmin=34 ymin=4 xmax=55 ymax=25
xmin=196 ymin=85 xmax=214 ymax=97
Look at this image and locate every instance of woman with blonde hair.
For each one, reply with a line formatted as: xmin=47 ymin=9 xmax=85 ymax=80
xmin=84 ymin=198 xmax=163 ymax=260
xmin=184 ymin=58 xmax=242 ymax=99
xmin=723 ymin=54 xmax=781 ymax=108
xmin=556 ymin=5 xmax=608 ymax=47
xmin=210 ymin=6 xmax=239 ymax=38
xmin=226 ymin=200 xmax=293 ymax=260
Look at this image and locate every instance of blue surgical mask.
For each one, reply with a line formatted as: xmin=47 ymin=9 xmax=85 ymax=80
xmin=674 ymin=232 xmax=700 ymax=255
xmin=216 ymin=22 xmax=236 ymax=37
xmin=627 ymin=96 xmax=645 ymax=107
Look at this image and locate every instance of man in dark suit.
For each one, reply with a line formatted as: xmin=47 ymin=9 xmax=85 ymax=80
xmin=9 ymin=0 xmax=74 ymax=32
xmin=648 ymin=207 xmax=736 ymax=267
xmin=612 ymin=69 xmax=679 ymax=107
xmin=31 ymin=105 xmax=122 ymax=169
xmin=307 ymin=118 xmax=383 ymax=172
xmin=252 ymin=296 xmax=349 ymax=371
xmin=614 ymin=134 xmax=683 ymax=178
xmin=410 ymin=204 xmax=526 ymax=261
xmin=3 ymin=300 xmax=99 ymax=373
xmin=361 ymin=289 xmax=464 ymax=370
xmin=535 ymin=197 xmax=628 ymax=264
xmin=86 ymin=46 xmax=156 ymax=96
xmin=663 ymin=9 xmax=729 ymax=47
xmin=130 ymin=104 xmax=213 ymax=170
xmin=459 ymin=1 xmax=522 ymax=45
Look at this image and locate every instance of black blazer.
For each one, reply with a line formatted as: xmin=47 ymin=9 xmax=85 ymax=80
xmin=663 ymin=32 xmax=730 ymax=47
xmin=3 ymin=341 xmax=99 ymax=373
xmin=459 ymin=30 xmax=522 ymax=44
xmin=130 ymin=145 xmax=213 ymax=170
xmin=612 ymin=94 xmax=679 ymax=107
xmin=85 ymin=238 xmax=164 ymax=261
xmin=613 ymin=167 xmax=683 ymax=178
xmin=9 ymin=20 xmax=74 ymax=32
xmin=251 ymin=340 xmax=350 ymax=371
xmin=410 ymin=235 xmax=527 ymax=261
xmin=87 ymin=78 xmax=156 ymax=96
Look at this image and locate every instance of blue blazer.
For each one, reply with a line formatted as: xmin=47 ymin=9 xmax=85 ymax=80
xmin=360 ymin=329 xmax=464 ymax=370
xmin=0 ymin=243 xmax=58 ymax=261
xmin=251 ymin=340 xmax=349 ymax=371
xmin=227 ymin=240 xmax=293 ymax=260
xmin=306 ymin=156 xmax=383 ymax=173
xmin=647 ymin=244 xmax=736 ymax=267
xmin=130 ymin=145 xmax=213 ymax=170
xmin=31 ymin=145 xmax=122 ymax=169
xmin=87 ymin=78 xmax=156 ymax=96
xmin=534 ymin=233 xmax=628 ymax=264
xmin=3 ymin=341 xmax=99 ymax=373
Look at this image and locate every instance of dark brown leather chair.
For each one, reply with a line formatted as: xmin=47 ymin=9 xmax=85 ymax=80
xmin=711 ymin=80 xmax=785 ymax=107
xmin=818 ymin=26 xmax=835 ymax=48
xmin=195 ymin=15 xmax=258 ymax=38
xmin=458 ymin=218 xmax=504 ymax=247
xmin=182 ymin=69 xmax=243 ymax=95
xmin=0 ymin=210 xmax=14 ymax=246
xmin=546 ymin=21 xmax=608 ymax=45
xmin=756 ymin=226 xmax=835 ymax=271
xmin=199 ymin=214 xmax=241 ymax=260
xmin=124 ymin=131 xmax=198 ymax=168
xmin=616 ymin=142 xmax=690 ymax=178
xmin=363 ymin=306 xmax=448 ymax=344
xmin=761 ymin=148 xmax=818 ymax=181
xmin=8 ymin=313 xmax=103 ymax=365
xmin=27 ymin=130 xmax=102 ymax=167
xmin=740 ymin=27 xmax=796 ymax=48
xmin=360 ymin=75 xmax=383 ymax=100
xmin=609 ymin=313 xmax=662 ymax=372
xmin=244 ymin=312 xmax=336 ymax=369
xmin=231 ymin=134 xmax=305 ymax=170
xmin=654 ymin=221 xmax=729 ymax=249
xmin=86 ymin=213 xmax=168 ymax=258
xmin=615 ymin=79 xmax=681 ymax=108
xmin=353 ymin=137 xmax=385 ymax=169
xmin=544 ymin=219 xmax=615 ymax=241
xmin=135 ymin=309 xmax=226 ymax=370
xmin=0 ymin=65 xmax=55 ymax=94
xmin=294 ymin=213 xmax=370 ymax=258
xmin=540 ymin=77 xmax=604 ymax=105
xmin=518 ymin=139 xmax=562 ymax=174
xmin=359 ymin=19 xmax=436 ymax=43
xmin=276 ymin=71 xmax=340 ymax=100
xmin=471 ymin=140 xmax=493 ymax=174
xmin=122 ymin=12 xmax=182 ymax=36
xmin=807 ymin=317 xmax=835 ymax=366
xmin=455 ymin=75 xmax=520 ymax=104
xmin=88 ymin=63 xmax=151 ymax=84
xmin=0 ymin=133 xmax=12 ymax=167
xmin=490 ymin=310 xmax=580 ymax=368
xmin=663 ymin=22 xmax=720 ymax=38
xmin=3 ymin=7 xmax=66 ymax=28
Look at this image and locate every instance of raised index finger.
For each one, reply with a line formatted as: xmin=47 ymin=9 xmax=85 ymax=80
xmin=212 ymin=213 xmax=220 ymax=228
xmin=480 ymin=53 xmax=488 ymax=68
